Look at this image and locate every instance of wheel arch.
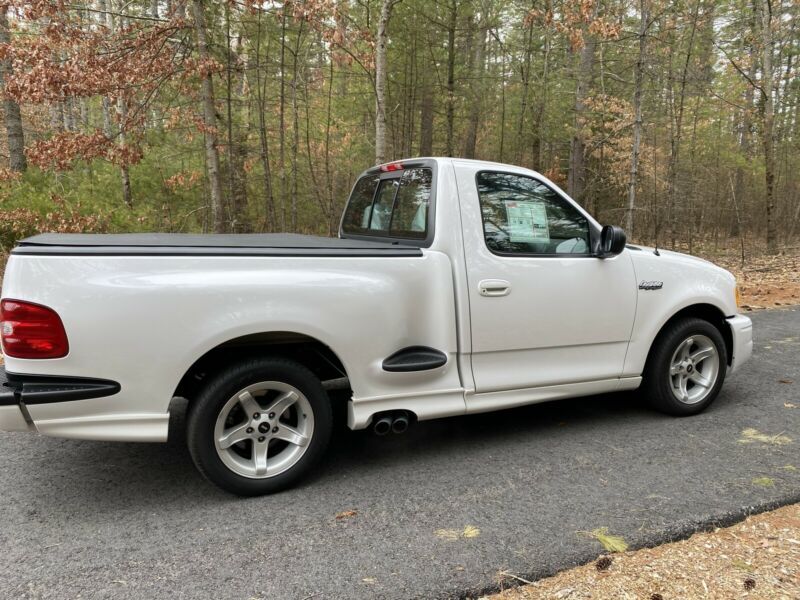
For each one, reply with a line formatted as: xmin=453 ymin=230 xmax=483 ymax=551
xmin=645 ymin=303 xmax=733 ymax=370
xmin=173 ymin=331 xmax=351 ymax=403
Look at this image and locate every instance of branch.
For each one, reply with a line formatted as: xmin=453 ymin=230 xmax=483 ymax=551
xmin=714 ymin=40 xmax=766 ymax=100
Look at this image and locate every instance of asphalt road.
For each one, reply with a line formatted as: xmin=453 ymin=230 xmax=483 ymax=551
xmin=1 ymin=308 xmax=798 ymax=600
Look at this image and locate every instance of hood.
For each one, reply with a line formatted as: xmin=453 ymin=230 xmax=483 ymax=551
xmin=627 ymin=245 xmax=738 ymax=316
xmin=628 ymin=245 xmax=734 ymax=280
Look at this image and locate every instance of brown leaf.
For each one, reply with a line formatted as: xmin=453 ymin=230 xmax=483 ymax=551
xmin=335 ymin=509 xmax=358 ymax=520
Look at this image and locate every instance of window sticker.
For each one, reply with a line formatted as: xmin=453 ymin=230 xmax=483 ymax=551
xmin=505 ymin=200 xmax=550 ymax=243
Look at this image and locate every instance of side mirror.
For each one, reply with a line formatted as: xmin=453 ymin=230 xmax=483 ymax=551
xmin=598 ymin=225 xmax=626 ymax=258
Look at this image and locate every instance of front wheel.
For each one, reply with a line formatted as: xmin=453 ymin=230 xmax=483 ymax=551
xmin=187 ymin=357 xmax=333 ymax=496
xmin=642 ymin=317 xmax=728 ymax=416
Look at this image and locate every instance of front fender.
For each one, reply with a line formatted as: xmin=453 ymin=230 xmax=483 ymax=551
xmin=623 ymin=248 xmax=738 ymax=376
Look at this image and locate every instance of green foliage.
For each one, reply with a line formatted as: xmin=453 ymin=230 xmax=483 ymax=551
xmin=0 ymin=0 xmax=797 ymax=251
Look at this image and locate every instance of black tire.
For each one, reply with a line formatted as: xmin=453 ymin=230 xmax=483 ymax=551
xmin=187 ymin=357 xmax=332 ymax=496
xmin=642 ymin=317 xmax=728 ymax=416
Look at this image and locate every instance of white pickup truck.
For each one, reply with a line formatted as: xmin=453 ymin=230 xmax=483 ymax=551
xmin=0 ymin=158 xmax=753 ymax=495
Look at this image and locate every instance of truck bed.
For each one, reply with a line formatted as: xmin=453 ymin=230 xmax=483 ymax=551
xmin=13 ymin=233 xmax=422 ymax=257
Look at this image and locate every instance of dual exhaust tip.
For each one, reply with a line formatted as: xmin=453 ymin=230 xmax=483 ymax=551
xmin=372 ymin=411 xmax=411 ymax=435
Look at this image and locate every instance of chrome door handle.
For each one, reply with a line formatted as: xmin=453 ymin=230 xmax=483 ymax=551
xmin=479 ymin=279 xmax=511 ymax=297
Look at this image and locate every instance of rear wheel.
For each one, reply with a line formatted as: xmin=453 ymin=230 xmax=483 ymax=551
xmin=187 ymin=357 xmax=332 ymax=496
xmin=642 ymin=317 xmax=727 ymax=416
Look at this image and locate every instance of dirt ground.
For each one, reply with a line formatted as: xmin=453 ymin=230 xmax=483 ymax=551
xmin=708 ymin=250 xmax=800 ymax=311
xmin=488 ymin=503 xmax=800 ymax=600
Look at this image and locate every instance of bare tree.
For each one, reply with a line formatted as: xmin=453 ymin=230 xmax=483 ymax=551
xmin=567 ymin=1 xmax=599 ymax=205
xmin=0 ymin=6 xmax=27 ymax=172
xmin=464 ymin=14 xmax=487 ymax=159
xmin=252 ymin=7 xmax=276 ymax=231
xmin=444 ymin=0 xmax=457 ymax=157
xmin=375 ymin=0 xmax=400 ymax=164
xmin=109 ymin=2 xmax=132 ymax=207
xmin=626 ymin=0 xmax=649 ymax=235
xmin=191 ymin=0 xmax=225 ymax=233
xmin=757 ymin=0 xmax=777 ymax=254
xmin=666 ymin=0 xmax=700 ymax=248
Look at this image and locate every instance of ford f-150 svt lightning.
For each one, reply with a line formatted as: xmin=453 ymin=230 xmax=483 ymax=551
xmin=0 ymin=158 xmax=753 ymax=495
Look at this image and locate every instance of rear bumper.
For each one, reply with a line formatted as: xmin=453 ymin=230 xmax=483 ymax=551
xmin=726 ymin=314 xmax=753 ymax=374
xmin=0 ymin=367 xmax=120 ymax=433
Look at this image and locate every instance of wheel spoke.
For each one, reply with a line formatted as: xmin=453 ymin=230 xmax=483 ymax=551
xmin=678 ymin=376 xmax=690 ymax=401
xmin=670 ymin=363 xmax=681 ymax=376
xmin=689 ymin=372 xmax=712 ymax=389
xmin=266 ymin=390 xmax=298 ymax=420
xmin=272 ymin=423 xmax=309 ymax=447
xmin=690 ymin=347 xmax=715 ymax=364
xmin=218 ymin=422 xmax=251 ymax=449
xmin=238 ymin=390 xmax=262 ymax=417
xmin=252 ymin=439 xmax=269 ymax=476
xmin=681 ymin=338 xmax=694 ymax=360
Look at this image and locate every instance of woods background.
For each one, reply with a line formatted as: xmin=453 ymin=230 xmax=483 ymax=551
xmin=0 ymin=0 xmax=798 ymax=257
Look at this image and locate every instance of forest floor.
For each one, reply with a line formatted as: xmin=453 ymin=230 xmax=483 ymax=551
xmin=487 ymin=503 xmax=800 ymax=600
xmin=704 ymin=249 xmax=800 ymax=311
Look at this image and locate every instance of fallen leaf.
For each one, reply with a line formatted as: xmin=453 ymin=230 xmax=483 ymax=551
xmin=462 ymin=525 xmax=481 ymax=538
xmin=785 ymin=403 xmax=797 ymax=409
xmin=732 ymin=558 xmax=755 ymax=572
xmin=361 ymin=577 xmax=376 ymax=584
xmin=778 ymin=465 xmax=796 ymax=471
xmin=435 ymin=528 xmax=461 ymax=541
xmin=580 ymin=527 xmax=629 ymax=553
xmin=335 ymin=509 xmax=358 ymax=520
xmin=435 ymin=525 xmax=481 ymax=541
xmin=738 ymin=428 xmax=792 ymax=445
xmin=752 ymin=476 xmax=775 ymax=487
xmin=778 ymin=379 xmax=794 ymax=384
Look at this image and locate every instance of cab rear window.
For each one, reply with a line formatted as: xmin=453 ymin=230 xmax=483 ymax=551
xmin=342 ymin=168 xmax=432 ymax=240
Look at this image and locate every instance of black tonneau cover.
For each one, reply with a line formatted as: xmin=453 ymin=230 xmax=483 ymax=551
xmin=13 ymin=233 xmax=422 ymax=257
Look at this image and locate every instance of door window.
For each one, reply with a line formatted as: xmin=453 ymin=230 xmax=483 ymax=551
xmin=476 ymin=172 xmax=590 ymax=255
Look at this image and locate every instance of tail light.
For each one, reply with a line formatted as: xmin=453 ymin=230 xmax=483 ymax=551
xmin=0 ymin=299 xmax=69 ymax=359
xmin=380 ymin=162 xmax=404 ymax=172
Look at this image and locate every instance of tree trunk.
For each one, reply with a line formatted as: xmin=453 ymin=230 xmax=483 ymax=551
xmin=758 ymin=0 xmax=777 ymax=254
xmin=567 ymin=3 xmax=599 ymax=205
xmin=110 ymin=3 xmax=131 ymax=207
xmin=444 ymin=0 xmax=457 ymax=157
xmin=626 ymin=0 xmax=649 ymax=236
xmin=96 ymin=0 xmax=113 ymax=137
xmin=0 ymin=6 xmax=27 ymax=172
xmin=667 ymin=0 xmax=700 ymax=248
xmin=531 ymin=24 xmax=551 ymax=171
xmin=290 ymin=23 xmax=302 ymax=232
xmin=374 ymin=0 xmax=395 ymax=164
xmin=191 ymin=0 xmax=225 ymax=233
xmin=732 ymin=17 xmax=757 ymax=238
xmin=516 ymin=23 xmax=533 ymax=164
xmin=253 ymin=8 xmax=276 ymax=231
xmin=278 ymin=10 xmax=287 ymax=230
xmin=463 ymin=21 xmax=486 ymax=159
xmin=419 ymin=51 xmax=434 ymax=156
xmin=117 ymin=96 xmax=132 ymax=207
